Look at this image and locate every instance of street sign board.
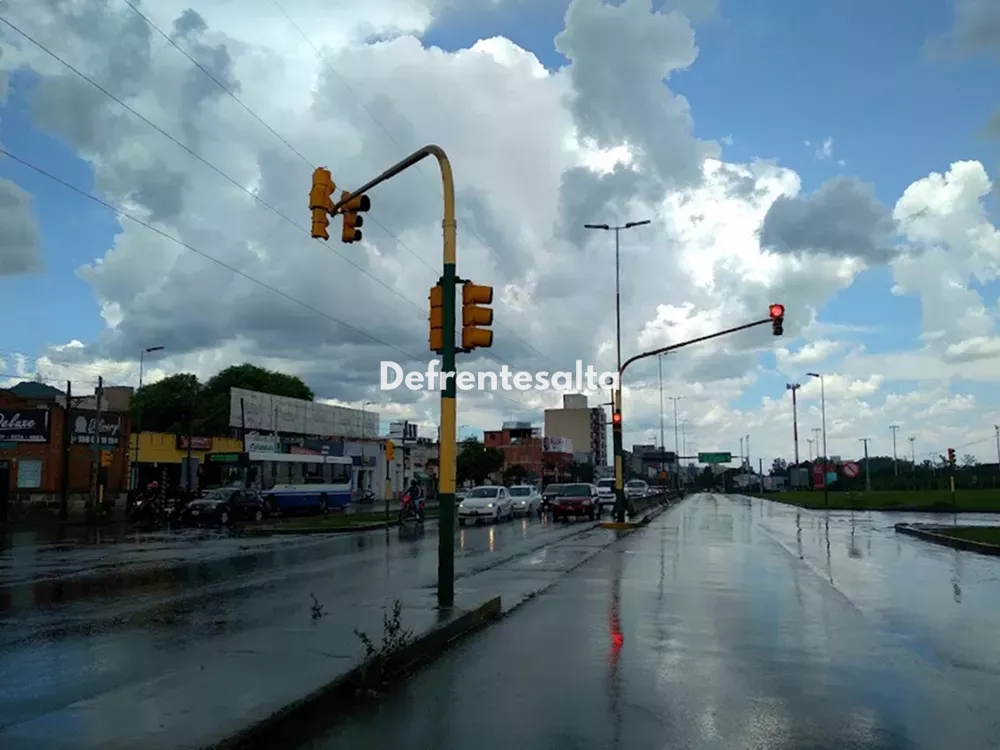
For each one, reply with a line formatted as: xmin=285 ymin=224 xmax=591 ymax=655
xmin=698 ymin=452 xmax=732 ymax=464
xmin=842 ymin=461 xmax=860 ymax=479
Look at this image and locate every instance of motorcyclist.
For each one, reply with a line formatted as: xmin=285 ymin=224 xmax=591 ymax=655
xmin=408 ymin=479 xmax=424 ymax=520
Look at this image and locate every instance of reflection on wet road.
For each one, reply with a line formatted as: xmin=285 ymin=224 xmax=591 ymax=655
xmin=301 ymin=494 xmax=1000 ymax=750
xmin=0 ymin=512 xmax=582 ymax=733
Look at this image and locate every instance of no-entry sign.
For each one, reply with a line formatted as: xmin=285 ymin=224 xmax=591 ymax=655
xmin=842 ymin=461 xmax=860 ymax=479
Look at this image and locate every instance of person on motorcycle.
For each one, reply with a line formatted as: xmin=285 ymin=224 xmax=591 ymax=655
xmin=408 ymin=479 xmax=424 ymax=520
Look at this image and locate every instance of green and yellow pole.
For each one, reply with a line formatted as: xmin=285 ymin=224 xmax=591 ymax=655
xmin=612 ymin=388 xmax=626 ymax=523
xmin=436 ymin=151 xmax=458 ymax=609
xmin=324 ymin=145 xmax=458 ymax=607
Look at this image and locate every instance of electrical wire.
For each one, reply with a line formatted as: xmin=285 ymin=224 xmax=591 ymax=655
xmin=0 ymin=12 xmax=428 ymax=318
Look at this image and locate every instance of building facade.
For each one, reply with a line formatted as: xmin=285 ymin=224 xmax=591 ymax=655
xmin=485 ymin=422 xmax=543 ymax=482
xmin=543 ymin=394 xmax=608 ymax=466
xmin=0 ymin=384 xmax=132 ymax=515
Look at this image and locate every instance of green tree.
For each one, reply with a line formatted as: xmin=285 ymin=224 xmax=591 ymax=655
xmin=503 ymin=465 xmax=528 ymax=485
xmin=568 ymin=461 xmax=594 ymax=482
xmin=196 ymin=363 xmax=314 ymax=436
xmin=133 ymin=373 xmax=202 ymax=434
xmin=457 ymin=438 xmax=504 ymax=485
xmin=133 ymin=363 xmax=314 ymax=436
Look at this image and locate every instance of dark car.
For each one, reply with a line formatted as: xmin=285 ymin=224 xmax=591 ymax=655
xmin=541 ymin=484 xmax=566 ymax=513
xmin=180 ymin=487 xmax=268 ymax=527
xmin=552 ymin=483 xmax=599 ymax=522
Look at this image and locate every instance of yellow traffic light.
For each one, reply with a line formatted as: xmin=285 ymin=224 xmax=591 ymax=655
xmin=461 ymin=282 xmax=494 ymax=349
xmin=341 ymin=190 xmax=371 ymax=244
xmin=430 ymin=284 xmax=445 ymax=353
xmin=100 ymin=450 xmax=112 ymax=467
xmin=386 ymin=441 xmax=395 ymax=461
xmin=309 ymin=167 xmax=335 ymax=240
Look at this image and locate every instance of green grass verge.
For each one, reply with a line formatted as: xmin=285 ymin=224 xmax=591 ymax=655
xmin=253 ymin=508 xmax=441 ymax=532
xmin=933 ymin=526 xmax=1000 ymax=545
xmin=751 ymin=489 xmax=1000 ymax=512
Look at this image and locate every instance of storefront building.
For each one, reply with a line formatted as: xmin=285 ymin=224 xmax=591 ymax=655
xmin=0 ymin=385 xmax=132 ymax=514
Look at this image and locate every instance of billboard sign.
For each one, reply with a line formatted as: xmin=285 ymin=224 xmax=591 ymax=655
xmin=244 ymin=434 xmax=281 ymax=453
xmin=71 ymin=411 xmax=122 ymax=445
xmin=0 ymin=409 xmax=50 ymax=443
xmin=229 ymin=388 xmax=377 ymax=439
xmin=543 ymin=436 xmax=574 ymax=454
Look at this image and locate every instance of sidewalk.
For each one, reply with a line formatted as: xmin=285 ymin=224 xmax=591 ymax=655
xmin=0 ymin=521 xmax=633 ymax=749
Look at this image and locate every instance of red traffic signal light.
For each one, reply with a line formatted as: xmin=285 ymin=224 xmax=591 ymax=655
xmin=769 ymin=303 xmax=785 ymax=336
xmin=947 ymin=448 xmax=955 ymax=465
xmin=612 ymin=412 xmax=622 ymax=425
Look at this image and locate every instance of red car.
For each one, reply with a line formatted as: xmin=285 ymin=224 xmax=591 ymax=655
xmin=552 ymin=483 xmax=599 ymax=522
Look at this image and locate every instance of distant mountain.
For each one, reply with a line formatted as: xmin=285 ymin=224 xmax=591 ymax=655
xmin=6 ymin=381 xmax=66 ymax=399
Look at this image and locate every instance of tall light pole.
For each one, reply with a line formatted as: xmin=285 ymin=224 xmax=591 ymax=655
xmin=807 ymin=438 xmax=814 ymax=461
xmin=786 ymin=383 xmax=801 ymax=465
xmin=889 ymin=424 xmax=900 ymax=476
xmin=994 ymin=425 xmax=999 ymax=471
xmin=658 ymin=355 xmax=666 ymax=472
xmin=668 ymin=396 xmax=684 ymax=490
xmin=132 ymin=345 xmax=164 ymax=490
xmin=806 ymin=372 xmax=828 ymax=508
xmin=859 ymin=438 xmax=872 ymax=491
xmin=585 ymin=219 xmax=650 ymax=522
xmin=361 ymin=400 xmax=375 ymax=493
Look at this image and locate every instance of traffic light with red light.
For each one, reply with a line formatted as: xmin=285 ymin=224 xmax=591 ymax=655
xmin=461 ymin=282 xmax=494 ymax=349
xmin=769 ymin=303 xmax=785 ymax=336
xmin=341 ymin=190 xmax=371 ymax=243
xmin=947 ymin=448 xmax=955 ymax=466
xmin=309 ymin=167 xmax=336 ymax=240
xmin=612 ymin=411 xmax=622 ymax=427
xmin=429 ymin=284 xmax=445 ymax=353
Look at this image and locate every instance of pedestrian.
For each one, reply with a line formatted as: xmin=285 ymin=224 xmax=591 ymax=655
xmin=408 ymin=478 xmax=423 ymax=520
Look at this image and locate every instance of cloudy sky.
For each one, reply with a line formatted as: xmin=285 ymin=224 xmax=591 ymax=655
xmin=1 ymin=0 xmax=999 ymax=468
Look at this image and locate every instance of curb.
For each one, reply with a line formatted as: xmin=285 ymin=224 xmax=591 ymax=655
xmin=246 ymin=515 xmax=442 ymax=536
xmin=895 ymin=523 xmax=1000 ymax=557
xmin=206 ymin=596 xmax=502 ymax=750
xmin=598 ymin=497 xmax=676 ymax=530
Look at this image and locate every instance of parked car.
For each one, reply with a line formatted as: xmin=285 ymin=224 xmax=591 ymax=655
xmin=625 ymin=479 xmax=649 ymax=500
xmin=541 ymin=484 xmax=565 ymax=513
xmin=179 ymin=487 xmax=268 ymax=527
xmin=458 ymin=485 xmax=513 ymax=525
xmin=509 ymin=485 xmax=541 ymax=516
xmin=595 ymin=477 xmax=617 ymax=514
xmin=552 ymin=483 xmax=599 ymax=522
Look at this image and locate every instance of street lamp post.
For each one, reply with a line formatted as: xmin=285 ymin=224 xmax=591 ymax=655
xmin=584 ymin=219 xmax=651 ymax=522
xmin=668 ymin=397 xmax=684 ymax=491
xmin=361 ymin=401 xmax=375 ymax=494
xmin=806 ymin=372 xmax=828 ymax=507
xmin=658 ymin=355 xmax=666 ymax=474
xmin=132 ymin=345 xmax=164 ymax=491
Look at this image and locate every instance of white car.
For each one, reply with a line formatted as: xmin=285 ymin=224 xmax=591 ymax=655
xmin=509 ymin=485 xmax=541 ymax=516
xmin=625 ymin=480 xmax=649 ymax=500
xmin=458 ymin=485 xmax=513 ymax=525
xmin=595 ymin=477 xmax=617 ymax=513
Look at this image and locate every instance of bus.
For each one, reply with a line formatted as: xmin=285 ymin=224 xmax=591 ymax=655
xmin=205 ymin=451 xmax=355 ymax=514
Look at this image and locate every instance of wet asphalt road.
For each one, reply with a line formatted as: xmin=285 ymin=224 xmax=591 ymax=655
xmin=300 ymin=493 xmax=1000 ymax=750
xmin=0 ymin=510 xmax=592 ymax=736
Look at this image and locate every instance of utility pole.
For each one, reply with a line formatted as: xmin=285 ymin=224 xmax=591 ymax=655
xmin=90 ymin=376 xmax=104 ymax=508
xmin=745 ymin=434 xmax=751 ymax=485
xmin=807 ymin=437 xmax=814 ymax=461
xmin=995 ymin=425 xmax=999 ymax=472
xmin=60 ymin=380 xmax=72 ymax=521
xmin=669 ymin=396 xmax=683 ymax=491
xmin=889 ymin=424 xmax=900 ymax=476
xmin=806 ymin=373 xmax=828 ymax=507
xmin=658 ymin=355 xmax=665 ymax=474
xmin=859 ymin=438 xmax=872 ymax=491
xmin=786 ymin=383 xmax=801 ymax=465
xmin=909 ymin=436 xmax=916 ymax=472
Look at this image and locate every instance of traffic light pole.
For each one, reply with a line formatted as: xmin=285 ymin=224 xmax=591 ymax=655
xmin=329 ymin=145 xmax=458 ymax=609
xmin=613 ymin=314 xmax=778 ymax=519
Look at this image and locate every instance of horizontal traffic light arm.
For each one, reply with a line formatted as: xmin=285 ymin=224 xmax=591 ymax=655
xmin=620 ymin=314 xmax=778 ymax=377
